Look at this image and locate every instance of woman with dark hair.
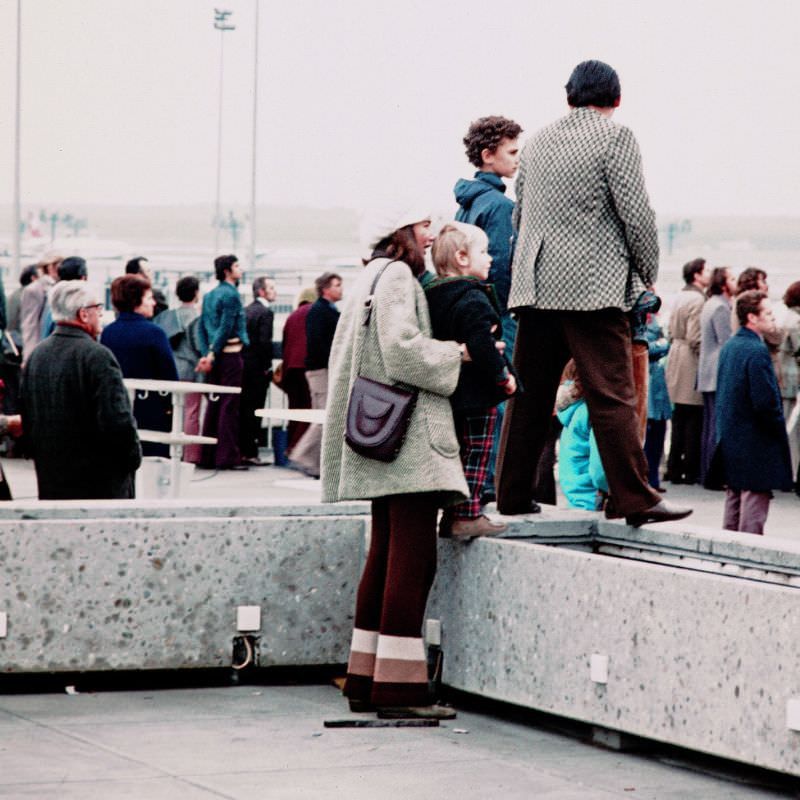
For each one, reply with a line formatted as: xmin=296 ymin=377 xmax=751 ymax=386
xmin=321 ymin=205 xmax=469 ymax=720
xmin=101 ymin=274 xmax=178 ymax=457
xmin=697 ymin=267 xmax=735 ymax=483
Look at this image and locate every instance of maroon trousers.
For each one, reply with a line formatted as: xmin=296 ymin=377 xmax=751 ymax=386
xmin=281 ymin=367 xmax=312 ymax=453
xmin=497 ymin=308 xmax=660 ymax=518
xmin=200 ymin=352 xmax=243 ymax=469
xmin=344 ymin=492 xmax=439 ymax=707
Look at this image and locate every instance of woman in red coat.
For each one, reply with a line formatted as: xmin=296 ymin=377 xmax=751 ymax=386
xmin=280 ymin=287 xmax=316 ymax=455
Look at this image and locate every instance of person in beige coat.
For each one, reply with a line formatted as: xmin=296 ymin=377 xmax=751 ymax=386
xmin=322 ymin=205 xmax=469 ymax=721
xmin=665 ymin=258 xmax=709 ymax=484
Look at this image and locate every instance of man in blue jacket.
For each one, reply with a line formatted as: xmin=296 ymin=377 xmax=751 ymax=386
xmin=197 ymin=254 xmax=249 ymax=470
xmin=455 ymin=115 xmax=523 ymax=506
xmin=713 ymin=290 xmax=792 ymax=534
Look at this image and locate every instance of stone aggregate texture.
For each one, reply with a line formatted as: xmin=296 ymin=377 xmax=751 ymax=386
xmin=0 ymin=685 xmax=792 ymax=799
xmin=0 ymin=514 xmax=364 ymax=672
xmin=428 ymin=533 xmax=800 ymax=776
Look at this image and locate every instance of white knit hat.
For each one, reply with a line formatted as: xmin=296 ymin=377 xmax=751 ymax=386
xmin=359 ymin=202 xmax=432 ymax=255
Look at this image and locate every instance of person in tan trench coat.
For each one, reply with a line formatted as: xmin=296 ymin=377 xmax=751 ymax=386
xmin=665 ymin=257 xmax=709 ymax=484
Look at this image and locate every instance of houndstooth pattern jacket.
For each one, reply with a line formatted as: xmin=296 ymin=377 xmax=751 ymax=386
xmin=508 ymin=106 xmax=659 ymax=313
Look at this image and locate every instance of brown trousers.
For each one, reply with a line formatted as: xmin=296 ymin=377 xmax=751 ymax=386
xmin=344 ymin=492 xmax=439 ymax=707
xmin=497 ymin=308 xmax=660 ymax=518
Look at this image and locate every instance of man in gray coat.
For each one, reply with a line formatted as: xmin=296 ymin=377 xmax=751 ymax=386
xmin=497 ymin=60 xmax=690 ymax=526
xmin=21 ymin=281 xmax=141 ymax=499
xmin=697 ymin=266 xmax=735 ymax=483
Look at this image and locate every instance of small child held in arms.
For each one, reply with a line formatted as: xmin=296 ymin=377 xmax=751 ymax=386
xmin=426 ymin=221 xmax=518 ymax=539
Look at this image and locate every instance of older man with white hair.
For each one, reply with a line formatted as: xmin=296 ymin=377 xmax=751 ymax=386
xmin=20 ymin=281 xmax=141 ymax=500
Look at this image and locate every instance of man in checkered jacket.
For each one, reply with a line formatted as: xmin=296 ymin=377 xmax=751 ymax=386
xmin=496 ymin=60 xmax=692 ymax=527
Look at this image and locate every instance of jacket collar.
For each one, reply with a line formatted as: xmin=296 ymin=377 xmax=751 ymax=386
xmin=737 ymin=326 xmax=763 ymax=342
xmin=54 ymin=324 xmax=94 ymax=340
xmin=473 ymin=172 xmax=506 ymax=193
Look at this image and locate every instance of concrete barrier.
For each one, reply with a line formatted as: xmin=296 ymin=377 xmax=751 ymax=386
xmin=1 ymin=501 xmax=798 ymax=775
xmin=0 ymin=501 xmax=368 ymax=672
xmin=428 ymin=511 xmax=800 ymax=777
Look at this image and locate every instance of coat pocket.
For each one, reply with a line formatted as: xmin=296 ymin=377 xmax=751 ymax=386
xmin=421 ymin=393 xmax=460 ymax=458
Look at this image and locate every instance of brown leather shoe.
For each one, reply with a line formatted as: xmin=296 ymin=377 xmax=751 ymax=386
xmin=450 ymin=515 xmax=507 ymax=540
xmin=626 ymin=500 xmax=692 ymax=527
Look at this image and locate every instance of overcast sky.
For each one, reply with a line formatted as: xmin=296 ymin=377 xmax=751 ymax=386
xmin=1 ymin=0 xmax=799 ymax=217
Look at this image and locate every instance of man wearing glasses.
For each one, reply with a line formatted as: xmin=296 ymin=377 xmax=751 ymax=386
xmin=21 ymin=281 xmax=141 ymax=499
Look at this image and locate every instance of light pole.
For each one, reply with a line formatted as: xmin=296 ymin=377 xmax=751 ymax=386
xmin=213 ymin=9 xmax=235 ymax=256
xmin=13 ymin=0 xmax=22 ymax=274
xmin=249 ymin=0 xmax=260 ymax=275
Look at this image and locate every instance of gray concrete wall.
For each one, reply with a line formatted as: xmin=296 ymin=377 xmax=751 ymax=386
xmin=428 ymin=516 xmax=800 ymax=777
xmin=0 ymin=506 xmax=366 ymax=671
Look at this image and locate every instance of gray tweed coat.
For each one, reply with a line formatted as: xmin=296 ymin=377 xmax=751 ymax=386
xmin=321 ymin=259 xmax=468 ymax=505
xmin=509 ymin=107 xmax=659 ymax=312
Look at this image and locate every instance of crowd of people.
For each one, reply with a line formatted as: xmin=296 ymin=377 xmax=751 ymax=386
xmin=0 ymin=250 xmax=296 ymax=496
xmin=1 ymin=59 xmax=797 ymax=722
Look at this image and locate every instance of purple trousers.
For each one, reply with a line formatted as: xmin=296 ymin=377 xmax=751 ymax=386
xmin=200 ymin=352 xmax=243 ymax=469
xmin=723 ymin=488 xmax=771 ymax=535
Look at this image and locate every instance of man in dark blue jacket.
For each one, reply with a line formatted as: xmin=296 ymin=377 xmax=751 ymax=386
xmin=714 ymin=290 xmax=792 ymax=534
xmin=455 ymin=116 xmax=526 ymax=506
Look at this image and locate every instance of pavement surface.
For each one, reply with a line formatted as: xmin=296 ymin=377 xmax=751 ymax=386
xmin=1 ymin=454 xmax=799 ymax=798
xmin=0 ymin=683 xmax=796 ymax=799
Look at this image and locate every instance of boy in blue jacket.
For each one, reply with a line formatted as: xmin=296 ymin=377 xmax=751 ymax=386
xmin=427 ymin=222 xmax=517 ymax=539
xmin=454 ymin=115 xmax=524 ymax=506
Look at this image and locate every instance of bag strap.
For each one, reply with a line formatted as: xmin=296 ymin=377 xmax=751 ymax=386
xmin=354 ymin=258 xmax=399 ymax=378
xmin=362 ymin=259 xmax=396 ymax=327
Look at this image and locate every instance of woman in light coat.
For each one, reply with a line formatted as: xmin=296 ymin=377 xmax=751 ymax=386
xmin=322 ymin=205 xmax=469 ymax=720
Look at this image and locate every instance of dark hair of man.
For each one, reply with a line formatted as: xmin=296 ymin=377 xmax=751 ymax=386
xmin=214 ymin=254 xmax=238 ymax=281
xmin=314 ymin=271 xmax=342 ymax=297
xmin=783 ymin=281 xmax=800 ymax=309
xmin=736 ymin=267 xmax=767 ymax=294
xmin=370 ymin=226 xmax=426 ymax=276
xmin=176 ymin=275 xmax=200 ymax=303
xmin=58 ymin=256 xmax=88 ymax=281
xmin=463 ymin=116 xmax=523 ymax=168
xmin=125 ymin=256 xmax=148 ymax=275
xmin=111 ymin=274 xmax=151 ymax=313
xmin=565 ymin=60 xmax=621 ymax=108
xmin=252 ymin=276 xmax=268 ymax=300
xmin=707 ymin=267 xmax=730 ymax=297
xmin=20 ymin=264 xmax=39 ymax=286
xmin=736 ymin=290 xmax=767 ymax=327
xmin=682 ymin=257 xmax=706 ymax=285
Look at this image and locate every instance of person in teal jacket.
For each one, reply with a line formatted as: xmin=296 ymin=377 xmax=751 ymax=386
xmin=555 ymin=363 xmax=608 ymax=511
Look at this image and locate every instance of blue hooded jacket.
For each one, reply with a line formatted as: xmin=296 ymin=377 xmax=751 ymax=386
xmin=556 ymin=394 xmax=608 ymax=510
xmin=454 ymin=172 xmax=515 ymax=313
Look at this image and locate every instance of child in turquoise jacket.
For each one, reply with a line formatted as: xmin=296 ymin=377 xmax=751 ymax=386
xmin=556 ymin=362 xmax=608 ymax=511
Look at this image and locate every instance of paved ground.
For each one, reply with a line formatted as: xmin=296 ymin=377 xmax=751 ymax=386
xmin=1 ymin=455 xmax=799 ymax=797
xmin=0 ymin=683 xmax=796 ymax=799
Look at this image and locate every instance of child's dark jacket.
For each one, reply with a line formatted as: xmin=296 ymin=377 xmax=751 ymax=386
xmin=425 ymin=276 xmax=509 ymax=412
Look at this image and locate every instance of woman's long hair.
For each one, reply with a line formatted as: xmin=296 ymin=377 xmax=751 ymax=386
xmin=367 ymin=224 xmax=426 ymax=276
